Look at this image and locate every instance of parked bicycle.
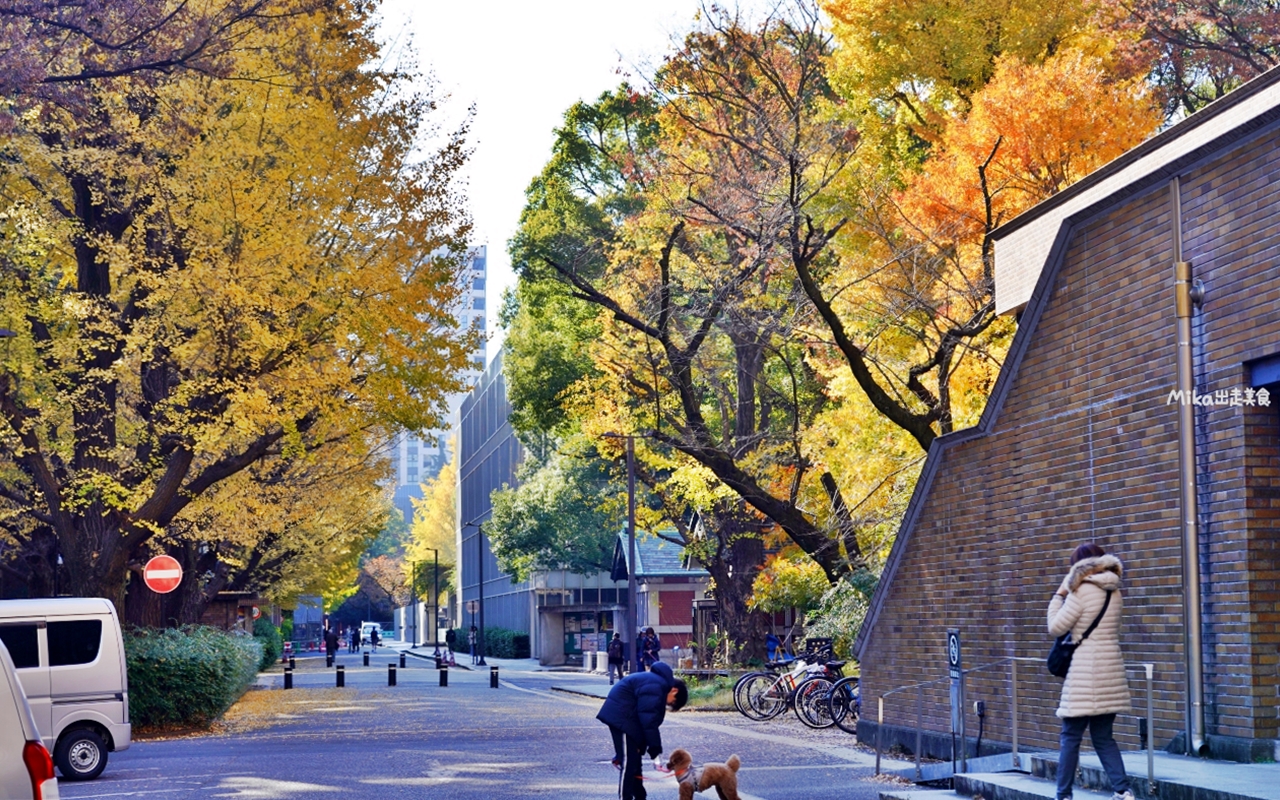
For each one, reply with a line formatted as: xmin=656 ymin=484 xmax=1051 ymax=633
xmin=825 ymin=675 xmax=859 ymax=733
xmin=733 ymin=638 xmax=846 ymax=726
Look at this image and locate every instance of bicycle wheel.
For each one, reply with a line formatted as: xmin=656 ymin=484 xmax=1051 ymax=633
xmin=794 ymin=676 xmax=836 ymax=728
xmin=828 ymin=676 xmax=860 ymax=734
xmin=738 ymin=672 xmax=789 ymax=720
xmin=732 ymin=671 xmax=766 ymax=718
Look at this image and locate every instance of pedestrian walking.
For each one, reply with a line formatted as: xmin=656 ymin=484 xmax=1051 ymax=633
xmin=607 ymin=632 xmax=626 ymax=685
xmin=1047 ymin=542 xmax=1133 ymax=800
xmin=596 ymin=660 xmax=687 ymax=800
xmin=324 ymin=626 xmax=339 ymax=660
xmin=640 ymin=627 xmax=660 ymax=671
xmin=370 ymin=626 xmax=380 ymax=653
xmin=468 ymin=625 xmax=478 ymax=665
xmin=353 ymin=627 xmax=362 ymax=653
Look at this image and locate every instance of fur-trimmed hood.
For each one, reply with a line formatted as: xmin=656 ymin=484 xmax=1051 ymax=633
xmin=1067 ymin=554 xmax=1123 ymax=593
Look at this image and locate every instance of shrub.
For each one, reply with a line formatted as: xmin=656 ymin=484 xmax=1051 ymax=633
xmin=451 ymin=626 xmax=530 ymax=659
xmin=253 ymin=617 xmax=283 ymax=671
xmin=125 ymin=626 xmax=262 ymax=728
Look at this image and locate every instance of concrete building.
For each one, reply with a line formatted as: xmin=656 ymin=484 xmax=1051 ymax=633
xmin=855 ymin=68 xmax=1280 ymax=762
xmin=457 ymin=350 xmax=674 ymax=666
xmin=608 ymin=532 xmax=709 ymax=663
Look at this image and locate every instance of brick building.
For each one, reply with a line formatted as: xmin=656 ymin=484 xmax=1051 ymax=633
xmin=855 ymin=68 xmax=1280 ymax=761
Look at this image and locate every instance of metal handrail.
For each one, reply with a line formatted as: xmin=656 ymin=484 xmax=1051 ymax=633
xmin=873 ymin=656 xmax=1156 ymax=794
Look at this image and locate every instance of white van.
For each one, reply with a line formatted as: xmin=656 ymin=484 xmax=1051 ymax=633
xmin=0 ymin=598 xmax=130 ymax=782
xmin=0 ymin=640 xmax=59 ymax=799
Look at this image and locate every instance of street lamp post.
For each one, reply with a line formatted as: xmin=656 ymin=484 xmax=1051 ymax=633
xmin=419 ymin=548 xmax=441 ymax=658
xmin=409 ymin=560 xmax=419 ymax=647
xmin=463 ymin=520 xmax=487 ymax=666
xmin=603 ymin=433 xmax=639 ymax=673
xmin=432 ymin=548 xmax=441 ymax=658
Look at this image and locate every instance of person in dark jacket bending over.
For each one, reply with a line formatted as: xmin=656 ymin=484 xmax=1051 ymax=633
xmin=596 ymin=660 xmax=688 ymax=800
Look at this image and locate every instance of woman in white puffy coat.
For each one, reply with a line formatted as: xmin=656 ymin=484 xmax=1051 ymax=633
xmin=1047 ymin=543 xmax=1133 ymax=800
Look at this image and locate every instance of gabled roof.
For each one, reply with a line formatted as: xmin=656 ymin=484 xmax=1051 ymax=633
xmin=854 ymin=64 xmax=1280 ymax=659
xmin=994 ymin=65 xmax=1280 ymax=314
xmin=610 ymin=531 xmax=709 ymax=580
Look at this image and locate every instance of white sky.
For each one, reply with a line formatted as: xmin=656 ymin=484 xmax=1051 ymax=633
xmin=374 ymin=1 xmax=715 ymax=357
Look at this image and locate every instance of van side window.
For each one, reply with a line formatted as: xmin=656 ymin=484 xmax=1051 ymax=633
xmin=48 ymin=620 xmax=102 ymax=666
xmin=0 ymin=624 xmax=39 ymax=669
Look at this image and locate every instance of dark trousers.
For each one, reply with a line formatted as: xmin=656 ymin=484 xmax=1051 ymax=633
xmin=608 ymin=725 xmax=646 ymax=800
xmin=608 ymin=660 xmax=625 ymax=684
xmin=1057 ymin=713 xmax=1130 ymax=799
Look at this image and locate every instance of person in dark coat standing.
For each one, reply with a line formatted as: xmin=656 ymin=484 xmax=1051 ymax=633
xmin=324 ymin=627 xmax=339 ymax=660
xmin=640 ymin=628 xmax=660 ymax=670
xmin=607 ymin=632 xmax=626 ymax=685
xmin=596 ymin=660 xmax=688 ymax=800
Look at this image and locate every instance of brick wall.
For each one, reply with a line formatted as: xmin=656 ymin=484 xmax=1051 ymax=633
xmin=860 ymin=124 xmax=1280 ymax=750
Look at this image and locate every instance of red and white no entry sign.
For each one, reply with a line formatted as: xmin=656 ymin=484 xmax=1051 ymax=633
xmin=143 ymin=555 xmax=183 ymax=594
xmin=251 ymin=606 xmax=261 ymax=620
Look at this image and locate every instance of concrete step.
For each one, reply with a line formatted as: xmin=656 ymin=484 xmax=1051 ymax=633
xmin=1030 ymin=751 xmax=1280 ymax=800
xmin=878 ymin=790 xmax=956 ymax=800
xmin=886 ymin=752 xmax=1028 ymax=783
xmin=954 ymin=772 xmax=1113 ymax=800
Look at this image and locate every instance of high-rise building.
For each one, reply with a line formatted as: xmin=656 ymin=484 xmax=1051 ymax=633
xmin=388 ymin=245 xmax=487 ymax=524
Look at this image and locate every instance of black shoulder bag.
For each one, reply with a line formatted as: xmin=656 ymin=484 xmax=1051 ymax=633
xmin=1046 ymin=590 xmax=1112 ymax=679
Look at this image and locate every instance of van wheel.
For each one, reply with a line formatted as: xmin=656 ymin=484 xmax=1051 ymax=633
xmin=55 ymin=728 xmax=107 ymax=781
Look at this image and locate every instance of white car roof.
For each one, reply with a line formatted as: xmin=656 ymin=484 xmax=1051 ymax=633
xmin=0 ymin=597 xmax=117 ymax=618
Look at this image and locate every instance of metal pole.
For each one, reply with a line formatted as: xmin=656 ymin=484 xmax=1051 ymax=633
xmin=477 ymin=524 xmax=487 ymax=666
xmin=626 ymin=436 xmax=638 ymax=673
xmin=959 ymin=670 xmax=967 ymax=773
xmin=410 ymin=561 xmax=417 ymax=647
xmin=876 ymin=696 xmax=883 ymax=776
xmin=915 ymin=684 xmax=923 ymax=781
xmin=1172 ymin=177 xmax=1206 ymax=756
xmin=1147 ymin=664 xmax=1155 ymax=792
xmin=432 ymin=549 xmax=441 ymax=658
xmin=1011 ymin=658 xmax=1020 ymax=770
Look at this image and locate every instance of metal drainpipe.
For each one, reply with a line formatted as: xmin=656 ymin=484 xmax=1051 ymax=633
xmin=1171 ymin=176 xmax=1207 ymax=756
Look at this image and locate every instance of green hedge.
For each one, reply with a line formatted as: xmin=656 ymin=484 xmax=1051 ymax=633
xmin=125 ymin=626 xmax=262 ymax=728
xmin=253 ymin=617 xmax=283 ymax=671
xmin=450 ymin=626 xmax=531 ymax=659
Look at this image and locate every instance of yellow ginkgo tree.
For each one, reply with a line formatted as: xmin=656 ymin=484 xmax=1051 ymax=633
xmin=0 ymin=1 xmax=475 ymax=616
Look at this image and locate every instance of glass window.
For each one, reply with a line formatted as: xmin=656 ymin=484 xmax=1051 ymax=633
xmin=48 ymin=620 xmax=102 ymax=667
xmin=0 ymin=624 xmax=39 ymax=669
xmin=472 ymin=278 xmax=485 ymax=290
xmin=601 ymin=589 xmax=618 ymax=604
xmin=473 ymin=297 xmax=485 ymax=310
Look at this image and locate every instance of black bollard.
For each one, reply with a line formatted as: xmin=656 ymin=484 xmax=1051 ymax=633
xmin=336 ymin=665 xmax=345 ymax=687
xmin=399 ymin=653 xmax=406 ymax=669
xmin=284 ymin=668 xmax=293 ymax=690
xmin=490 ymin=665 xmax=499 ymax=688
xmin=439 ymin=665 xmax=448 ymax=687
xmin=388 ymin=664 xmax=397 ymax=686
xmin=289 ymin=657 xmax=296 ymax=670
xmin=363 ymin=652 xmax=370 ymax=667
xmin=434 ymin=655 xmax=442 ymax=669
xmin=326 ymin=654 xmax=333 ymax=668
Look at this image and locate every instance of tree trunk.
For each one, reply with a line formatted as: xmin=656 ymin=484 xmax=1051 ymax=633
xmin=700 ymin=510 xmax=770 ymax=665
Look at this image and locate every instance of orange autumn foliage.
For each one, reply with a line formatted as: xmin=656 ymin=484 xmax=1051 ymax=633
xmin=899 ymin=49 xmax=1162 ymax=240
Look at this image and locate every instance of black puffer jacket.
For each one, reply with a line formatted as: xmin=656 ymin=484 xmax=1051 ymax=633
xmin=595 ymin=661 xmax=674 ymax=757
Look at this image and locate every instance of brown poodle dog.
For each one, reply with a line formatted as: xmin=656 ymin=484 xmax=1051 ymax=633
xmin=667 ymin=748 xmax=741 ymax=800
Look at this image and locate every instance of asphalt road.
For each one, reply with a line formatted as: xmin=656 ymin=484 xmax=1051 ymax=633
xmin=57 ymin=650 xmax=898 ymax=800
